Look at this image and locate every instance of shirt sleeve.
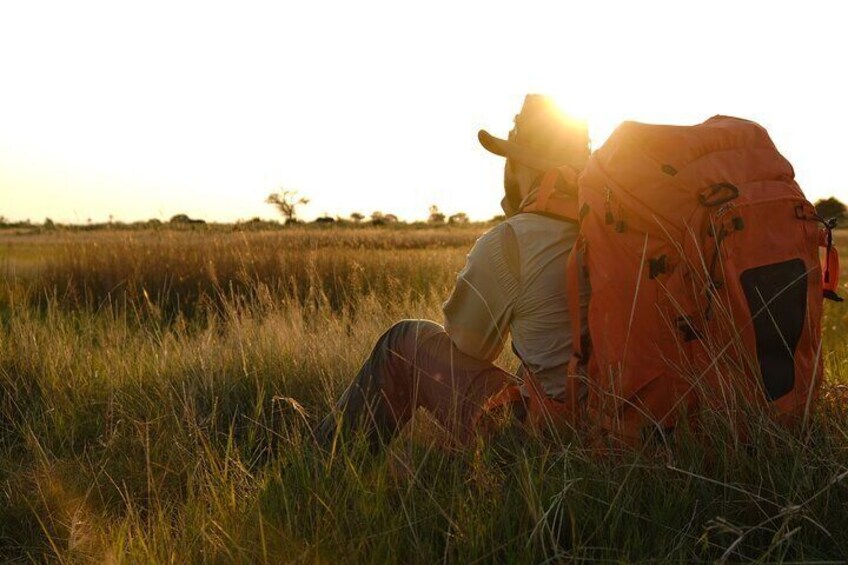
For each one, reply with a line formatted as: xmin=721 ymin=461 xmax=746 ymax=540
xmin=442 ymin=223 xmax=521 ymax=362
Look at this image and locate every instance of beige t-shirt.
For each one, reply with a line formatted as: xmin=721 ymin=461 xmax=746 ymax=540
xmin=442 ymin=213 xmax=589 ymax=400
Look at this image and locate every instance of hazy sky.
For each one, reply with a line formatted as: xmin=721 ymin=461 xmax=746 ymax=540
xmin=1 ymin=1 xmax=846 ymax=223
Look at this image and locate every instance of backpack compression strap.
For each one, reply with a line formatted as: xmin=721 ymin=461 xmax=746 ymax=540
xmin=819 ymin=226 xmax=844 ymax=302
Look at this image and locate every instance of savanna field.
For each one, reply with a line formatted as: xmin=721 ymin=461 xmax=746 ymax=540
xmin=2 ymin=224 xmax=848 ymax=563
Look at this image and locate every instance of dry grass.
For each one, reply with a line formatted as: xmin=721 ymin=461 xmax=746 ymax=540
xmin=1 ymin=226 xmax=847 ymax=562
xmin=1 ymin=227 xmax=480 ymax=319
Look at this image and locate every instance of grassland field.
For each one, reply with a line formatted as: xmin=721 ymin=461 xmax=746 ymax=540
xmin=1 ymin=224 xmax=848 ymax=563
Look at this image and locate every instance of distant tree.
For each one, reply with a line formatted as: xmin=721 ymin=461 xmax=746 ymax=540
xmin=489 ymin=214 xmax=506 ymax=223
xmin=0 ymin=216 xmax=6 ymax=226
xmin=448 ymin=212 xmax=469 ymax=225
xmin=314 ymin=216 xmax=336 ymax=224
xmin=370 ymin=211 xmax=386 ymax=225
xmin=428 ymin=205 xmax=446 ymax=225
xmin=266 ymin=189 xmax=310 ymax=224
xmin=43 ymin=217 xmax=56 ymax=230
xmin=350 ymin=212 xmax=365 ymax=224
xmin=815 ymin=197 xmax=847 ymax=224
xmin=169 ymin=214 xmax=205 ymax=225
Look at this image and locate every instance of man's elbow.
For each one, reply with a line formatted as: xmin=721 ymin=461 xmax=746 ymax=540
xmin=444 ymin=323 xmax=499 ymax=362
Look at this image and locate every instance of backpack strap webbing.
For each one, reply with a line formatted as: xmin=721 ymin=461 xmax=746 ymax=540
xmin=566 ymin=237 xmax=585 ymax=413
xmin=520 ymin=165 xmax=580 ymax=222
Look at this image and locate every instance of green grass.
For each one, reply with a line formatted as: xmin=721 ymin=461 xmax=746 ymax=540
xmin=1 ymin=227 xmax=847 ymax=563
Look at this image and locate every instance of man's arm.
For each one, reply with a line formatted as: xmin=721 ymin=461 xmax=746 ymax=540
xmin=442 ymin=223 xmax=521 ymax=362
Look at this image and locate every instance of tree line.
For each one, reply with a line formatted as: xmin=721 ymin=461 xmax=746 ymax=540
xmin=4 ymin=194 xmax=844 ymax=231
xmin=264 ymin=189 xmax=473 ymax=226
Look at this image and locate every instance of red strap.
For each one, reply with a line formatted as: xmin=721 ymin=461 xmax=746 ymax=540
xmin=819 ymin=228 xmax=841 ymax=296
xmin=529 ymin=165 xmax=585 ymax=414
xmin=559 ymin=165 xmax=579 ymax=187
xmin=566 ymin=239 xmax=584 ymax=362
xmin=482 ymin=384 xmax=523 ymax=413
xmin=565 ymin=238 xmax=585 ymax=415
xmin=536 ymin=169 xmax=559 ymax=212
xmin=520 ymin=166 xmax=580 ymax=222
xmin=824 ymin=245 xmax=840 ymax=292
xmin=523 ymin=368 xmax=575 ymax=429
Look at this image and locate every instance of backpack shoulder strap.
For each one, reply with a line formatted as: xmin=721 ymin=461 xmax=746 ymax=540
xmin=520 ymin=166 xmax=580 ymax=222
xmin=566 ymin=238 xmax=585 ymax=369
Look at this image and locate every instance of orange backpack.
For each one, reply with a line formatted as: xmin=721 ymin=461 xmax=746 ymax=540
xmin=509 ymin=116 xmax=840 ymax=444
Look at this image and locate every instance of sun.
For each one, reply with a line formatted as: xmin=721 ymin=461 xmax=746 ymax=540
xmin=549 ymin=92 xmax=625 ymax=152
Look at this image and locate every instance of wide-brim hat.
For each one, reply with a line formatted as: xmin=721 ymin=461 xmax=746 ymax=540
xmin=478 ymin=94 xmax=590 ymax=172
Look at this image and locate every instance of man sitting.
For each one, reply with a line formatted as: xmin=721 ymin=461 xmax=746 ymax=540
xmin=316 ymin=95 xmax=590 ymax=449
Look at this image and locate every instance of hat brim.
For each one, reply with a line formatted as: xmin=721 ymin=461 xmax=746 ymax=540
xmin=477 ymin=129 xmax=509 ymax=158
xmin=477 ymin=129 xmax=564 ymax=172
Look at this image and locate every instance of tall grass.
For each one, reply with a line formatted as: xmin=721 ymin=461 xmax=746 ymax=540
xmin=1 ymin=228 xmax=478 ymax=319
xmin=1 ymin=227 xmax=847 ymax=562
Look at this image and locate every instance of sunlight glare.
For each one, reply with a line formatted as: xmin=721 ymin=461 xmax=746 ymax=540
xmin=549 ymin=91 xmax=624 ymax=152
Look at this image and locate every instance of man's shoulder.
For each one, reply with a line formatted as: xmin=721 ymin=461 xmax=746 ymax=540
xmin=479 ymin=213 xmax=572 ymax=236
xmin=474 ymin=214 xmax=577 ymax=257
xmin=505 ymin=212 xmax=577 ymax=230
xmin=504 ymin=213 xmax=579 ymax=239
xmin=472 ymin=220 xmax=513 ymax=252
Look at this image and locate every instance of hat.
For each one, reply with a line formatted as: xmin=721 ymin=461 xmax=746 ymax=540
xmin=478 ymin=94 xmax=590 ymax=172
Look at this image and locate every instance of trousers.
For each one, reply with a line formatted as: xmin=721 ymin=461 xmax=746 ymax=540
xmin=315 ymin=319 xmax=516 ymax=449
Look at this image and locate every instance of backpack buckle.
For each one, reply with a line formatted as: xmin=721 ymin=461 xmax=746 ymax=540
xmin=676 ymin=316 xmax=702 ymax=342
xmin=699 ymin=183 xmax=739 ymax=207
xmin=649 ymin=255 xmax=667 ymax=279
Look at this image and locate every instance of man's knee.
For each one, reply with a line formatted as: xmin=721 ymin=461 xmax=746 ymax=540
xmin=374 ymin=319 xmax=448 ymax=385
xmin=384 ymin=319 xmax=445 ymax=345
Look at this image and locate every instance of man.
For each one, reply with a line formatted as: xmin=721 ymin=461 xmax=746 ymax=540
xmin=315 ymin=95 xmax=590 ymax=449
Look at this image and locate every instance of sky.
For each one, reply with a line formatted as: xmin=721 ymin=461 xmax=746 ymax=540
xmin=1 ymin=0 xmax=846 ymax=223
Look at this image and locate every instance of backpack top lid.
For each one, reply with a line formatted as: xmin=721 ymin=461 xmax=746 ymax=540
xmin=580 ymin=115 xmax=802 ymax=235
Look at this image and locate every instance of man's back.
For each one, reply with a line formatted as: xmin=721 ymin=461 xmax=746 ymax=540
xmin=443 ymin=213 xmax=588 ymax=399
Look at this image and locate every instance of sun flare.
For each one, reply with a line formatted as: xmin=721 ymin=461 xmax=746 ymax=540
xmin=548 ymin=92 xmax=626 ymax=152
